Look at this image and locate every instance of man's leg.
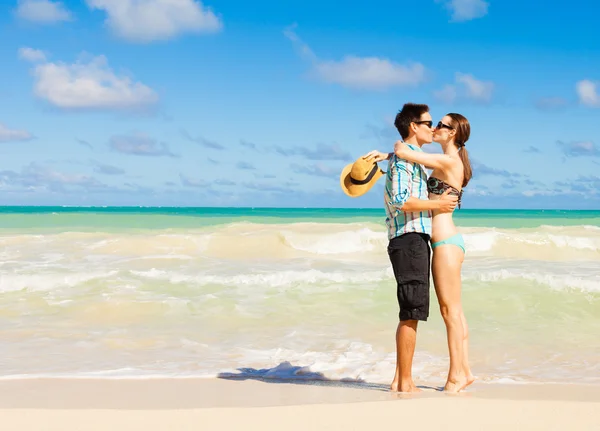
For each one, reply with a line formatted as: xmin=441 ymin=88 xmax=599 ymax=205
xmin=392 ymin=319 xmax=420 ymax=392
xmin=388 ymin=233 xmax=430 ymax=393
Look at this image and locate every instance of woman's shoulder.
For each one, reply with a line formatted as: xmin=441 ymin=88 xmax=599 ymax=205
xmin=447 ymin=154 xmax=464 ymax=175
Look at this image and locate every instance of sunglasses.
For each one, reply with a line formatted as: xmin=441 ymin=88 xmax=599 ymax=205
xmin=436 ymin=121 xmax=454 ymax=130
xmin=413 ymin=120 xmax=433 ymax=128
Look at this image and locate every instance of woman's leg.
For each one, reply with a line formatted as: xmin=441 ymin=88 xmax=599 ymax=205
xmin=460 ymin=311 xmax=475 ymax=387
xmin=432 ymin=244 xmax=466 ymax=392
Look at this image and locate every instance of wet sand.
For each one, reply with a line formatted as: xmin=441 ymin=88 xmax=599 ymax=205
xmin=0 ymin=378 xmax=599 ymax=430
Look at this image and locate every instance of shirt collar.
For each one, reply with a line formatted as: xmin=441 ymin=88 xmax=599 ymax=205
xmin=406 ymin=143 xmax=424 ymax=152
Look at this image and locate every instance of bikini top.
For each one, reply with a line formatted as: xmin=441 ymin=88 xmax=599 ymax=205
xmin=427 ymin=176 xmax=463 ymax=208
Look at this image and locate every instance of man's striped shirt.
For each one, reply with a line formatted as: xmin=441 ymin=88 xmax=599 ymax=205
xmin=384 ymin=144 xmax=432 ymax=240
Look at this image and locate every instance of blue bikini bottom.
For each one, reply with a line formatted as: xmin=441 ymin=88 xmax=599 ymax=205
xmin=431 ymin=233 xmax=465 ymax=254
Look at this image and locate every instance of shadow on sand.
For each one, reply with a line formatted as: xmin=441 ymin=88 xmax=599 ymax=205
xmin=217 ymin=361 xmax=440 ymax=393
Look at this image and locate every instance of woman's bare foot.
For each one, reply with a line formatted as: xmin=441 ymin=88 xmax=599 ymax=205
xmin=463 ymin=374 xmax=476 ymax=390
xmin=444 ymin=376 xmax=467 ymax=393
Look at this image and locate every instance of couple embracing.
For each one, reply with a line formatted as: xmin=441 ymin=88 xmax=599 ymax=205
xmin=341 ymin=103 xmax=474 ymax=393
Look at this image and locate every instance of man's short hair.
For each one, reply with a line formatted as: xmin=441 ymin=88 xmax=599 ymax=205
xmin=394 ymin=103 xmax=430 ymax=140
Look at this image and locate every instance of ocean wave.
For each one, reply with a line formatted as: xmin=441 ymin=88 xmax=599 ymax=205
xmin=540 ymin=224 xmax=600 ymax=231
xmin=463 ymin=231 xmax=499 ymax=252
xmin=233 ymin=224 xmax=600 ymax=258
xmin=1 ymin=262 xmax=597 ymax=296
xmin=0 ymin=232 xmax=212 ymax=257
xmin=464 ymin=268 xmax=600 ymax=293
xmin=463 ymin=228 xmax=600 ymax=253
xmin=129 ymin=268 xmax=392 ymax=289
xmin=1 ymin=223 xmax=599 ymax=260
xmin=130 ymin=263 xmax=600 ymax=294
xmin=2 ymin=343 xmax=597 ymax=386
xmin=0 ymin=271 xmax=119 ymax=293
xmin=280 ymin=227 xmax=387 ymax=254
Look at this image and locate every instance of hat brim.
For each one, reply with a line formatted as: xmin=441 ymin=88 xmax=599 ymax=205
xmin=340 ymin=162 xmax=384 ymax=198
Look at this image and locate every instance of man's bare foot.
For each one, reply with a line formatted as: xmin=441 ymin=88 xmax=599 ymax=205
xmin=402 ymin=383 xmax=422 ymax=393
xmin=444 ymin=377 xmax=467 ymax=393
xmin=391 ymin=380 xmax=421 ymax=393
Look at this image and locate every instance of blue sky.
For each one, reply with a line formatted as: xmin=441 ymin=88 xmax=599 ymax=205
xmin=1 ymin=0 xmax=599 ymax=209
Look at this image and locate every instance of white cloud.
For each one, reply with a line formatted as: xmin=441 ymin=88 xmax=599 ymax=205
xmin=576 ymin=80 xmax=600 ymax=107
xmin=0 ymin=123 xmax=34 ymax=143
xmin=0 ymin=163 xmax=103 ymax=192
xmin=91 ymin=161 xmax=125 ymax=175
xmin=15 ymin=0 xmax=73 ymax=24
xmin=110 ymin=133 xmax=178 ymax=157
xmin=86 ymin=0 xmax=223 ymax=43
xmin=434 ymin=72 xmax=494 ymax=103
xmin=433 ymin=84 xmax=457 ymax=104
xmin=521 ymin=190 xmax=548 ymax=197
xmin=179 ymin=173 xmax=208 ymax=187
xmin=315 ymin=57 xmax=426 ymax=90
xmin=467 ymin=185 xmax=490 ymax=196
xmin=438 ymin=0 xmax=489 ymax=22
xmin=18 ymin=47 xmax=47 ymax=62
xmin=283 ymin=25 xmax=318 ymax=62
xmin=284 ymin=26 xmax=426 ymax=90
xmin=23 ymin=52 xmax=158 ymax=111
xmin=457 ymin=73 xmax=494 ymax=101
xmin=557 ymin=140 xmax=600 ymax=158
xmin=535 ymin=96 xmax=568 ymax=110
xmin=291 ymin=163 xmax=338 ymax=178
xmin=272 ymin=142 xmax=352 ymax=161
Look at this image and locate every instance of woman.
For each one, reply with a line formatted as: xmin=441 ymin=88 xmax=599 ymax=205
xmin=366 ymin=113 xmax=474 ymax=392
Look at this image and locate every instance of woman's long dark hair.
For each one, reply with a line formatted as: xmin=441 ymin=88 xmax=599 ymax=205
xmin=447 ymin=113 xmax=472 ymax=188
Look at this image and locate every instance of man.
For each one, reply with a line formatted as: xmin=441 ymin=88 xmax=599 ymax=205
xmin=367 ymin=103 xmax=457 ymax=392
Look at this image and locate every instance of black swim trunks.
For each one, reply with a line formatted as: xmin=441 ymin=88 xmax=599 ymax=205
xmin=387 ymin=232 xmax=431 ymax=321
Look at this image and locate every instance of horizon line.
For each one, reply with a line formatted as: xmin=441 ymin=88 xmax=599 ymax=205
xmin=0 ymin=206 xmax=597 ymax=212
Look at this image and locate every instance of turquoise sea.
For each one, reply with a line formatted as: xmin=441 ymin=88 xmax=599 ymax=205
xmin=1 ymin=207 xmax=599 ymax=229
xmin=0 ymin=207 xmax=598 ymax=385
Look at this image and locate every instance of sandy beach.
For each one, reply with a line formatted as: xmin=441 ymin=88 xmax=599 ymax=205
xmin=1 ymin=378 xmax=599 ymax=430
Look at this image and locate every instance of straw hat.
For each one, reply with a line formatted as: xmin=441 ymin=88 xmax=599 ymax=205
xmin=340 ymin=156 xmax=385 ymax=198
